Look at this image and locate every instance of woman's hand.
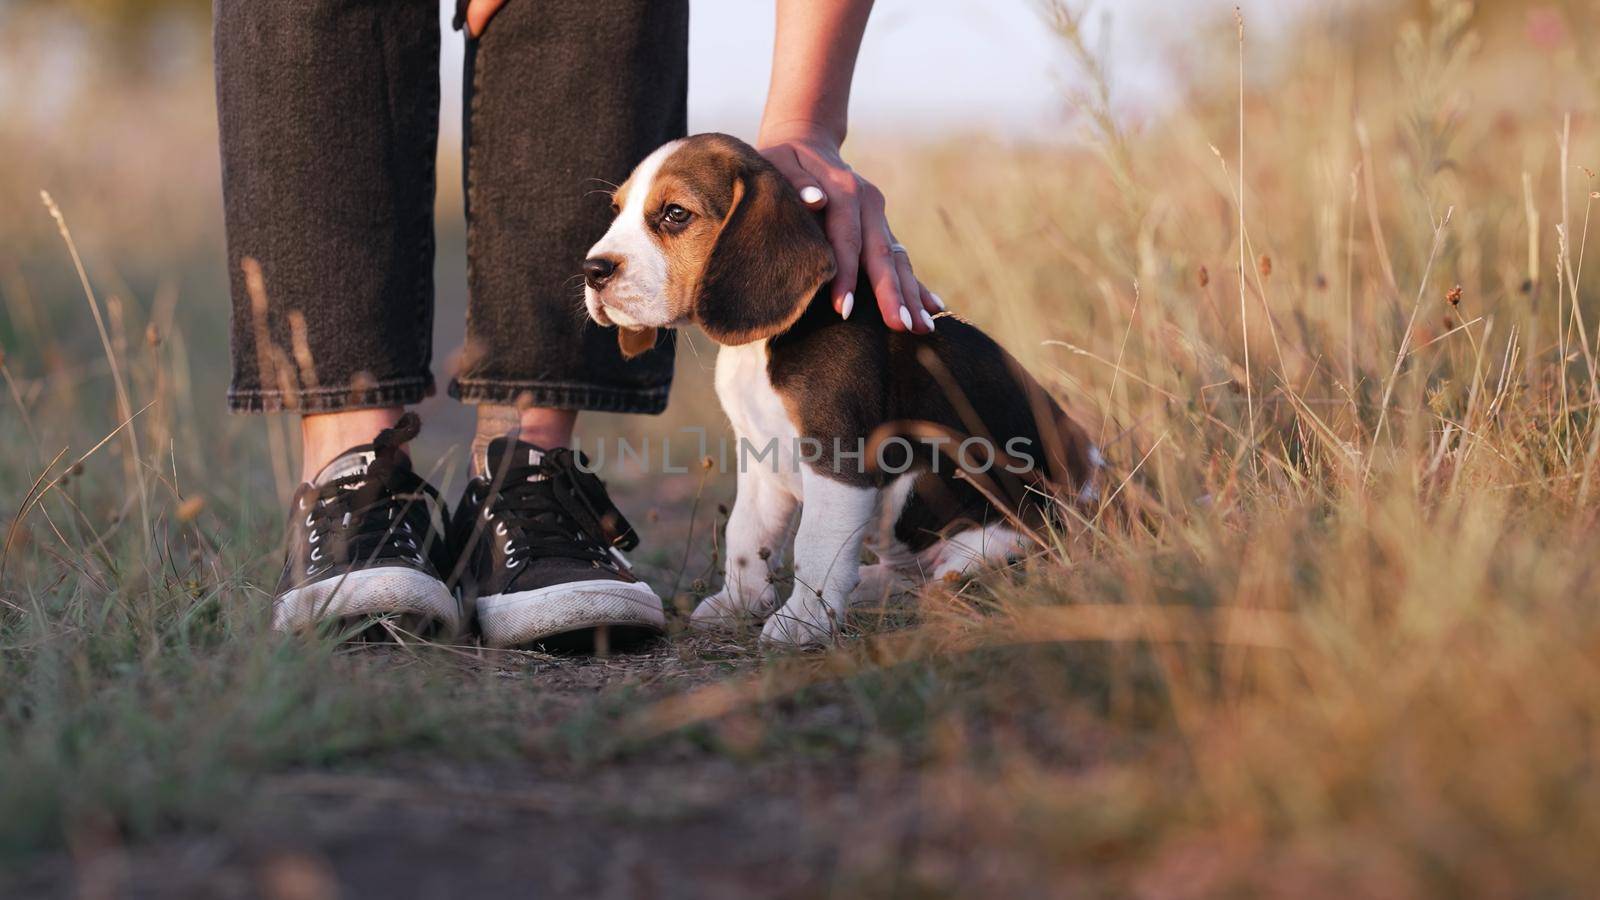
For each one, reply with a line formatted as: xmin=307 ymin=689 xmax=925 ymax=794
xmin=461 ymin=0 xmax=507 ymax=37
xmin=758 ymin=122 xmax=943 ymax=333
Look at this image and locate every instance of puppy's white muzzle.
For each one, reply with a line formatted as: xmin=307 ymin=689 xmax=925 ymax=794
xmin=583 ymin=140 xmax=686 ymax=330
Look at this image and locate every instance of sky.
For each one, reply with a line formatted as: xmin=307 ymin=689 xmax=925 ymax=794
xmin=437 ymin=0 xmax=1318 ymax=143
xmin=0 ymin=0 xmax=1324 ymax=143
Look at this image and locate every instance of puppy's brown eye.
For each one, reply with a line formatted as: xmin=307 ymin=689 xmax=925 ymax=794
xmin=662 ymin=204 xmax=692 ymax=225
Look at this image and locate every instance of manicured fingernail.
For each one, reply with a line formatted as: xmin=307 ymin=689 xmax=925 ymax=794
xmin=840 ymin=292 xmax=854 ymax=319
xmin=800 ymin=186 xmax=825 ymax=204
xmin=899 ymin=306 xmax=914 ymax=330
xmin=930 ymin=293 xmax=946 ymax=311
xmin=920 ymin=309 xmax=936 ymax=331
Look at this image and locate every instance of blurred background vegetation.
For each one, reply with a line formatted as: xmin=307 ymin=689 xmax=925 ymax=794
xmin=10 ymin=0 xmax=207 ymax=32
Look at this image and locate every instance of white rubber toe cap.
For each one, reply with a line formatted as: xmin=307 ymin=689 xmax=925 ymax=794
xmin=476 ymin=578 xmax=665 ymax=649
xmin=273 ymin=566 xmax=461 ymax=637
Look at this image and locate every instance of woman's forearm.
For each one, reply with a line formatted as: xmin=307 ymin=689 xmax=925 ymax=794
xmin=755 ymin=0 xmax=939 ymax=333
xmin=759 ymin=0 xmax=875 ymax=146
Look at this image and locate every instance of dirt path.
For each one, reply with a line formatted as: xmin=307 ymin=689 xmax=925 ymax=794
xmin=7 ymin=643 xmax=962 ymax=899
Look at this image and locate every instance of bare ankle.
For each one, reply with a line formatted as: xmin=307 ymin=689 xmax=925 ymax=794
xmin=472 ymin=404 xmax=578 ymax=476
xmin=300 ymin=407 xmax=405 ymax=483
xmin=516 ymin=407 xmax=578 ymax=450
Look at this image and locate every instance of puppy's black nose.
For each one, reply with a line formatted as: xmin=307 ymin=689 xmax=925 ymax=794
xmin=583 ymin=256 xmax=618 ymax=289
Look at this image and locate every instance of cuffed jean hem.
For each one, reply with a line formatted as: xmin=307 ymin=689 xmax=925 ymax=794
xmin=227 ymin=376 xmax=436 ymax=414
xmin=448 ymin=378 xmax=671 ymax=415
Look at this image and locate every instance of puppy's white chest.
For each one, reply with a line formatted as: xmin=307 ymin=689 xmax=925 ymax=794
xmin=715 ymin=341 xmax=802 ymax=492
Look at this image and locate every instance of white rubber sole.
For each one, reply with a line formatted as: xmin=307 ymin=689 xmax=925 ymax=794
xmin=476 ymin=578 xmax=666 ymax=649
xmin=272 ymin=566 xmax=462 ymax=637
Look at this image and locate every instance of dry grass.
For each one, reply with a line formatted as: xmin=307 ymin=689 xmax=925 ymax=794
xmin=4 ymin=0 xmax=1600 ymax=894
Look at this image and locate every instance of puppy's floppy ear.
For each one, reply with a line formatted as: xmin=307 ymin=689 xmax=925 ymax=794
xmin=694 ymin=154 xmax=835 ymax=345
xmin=618 ymin=327 xmax=659 ymax=359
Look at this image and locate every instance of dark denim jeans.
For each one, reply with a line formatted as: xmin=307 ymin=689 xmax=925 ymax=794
xmin=214 ymin=0 xmax=687 ymax=414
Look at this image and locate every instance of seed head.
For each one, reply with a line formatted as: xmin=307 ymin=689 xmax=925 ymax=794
xmin=176 ymin=496 xmax=205 ymax=522
xmin=1426 ymin=382 xmax=1451 ymax=415
xmin=1446 ymin=284 xmax=1463 ymax=307
xmin=1257 ymin=255 xmax=1273 ymax=278
xmin=1197 ymin=265 xmax=1210 ymax=288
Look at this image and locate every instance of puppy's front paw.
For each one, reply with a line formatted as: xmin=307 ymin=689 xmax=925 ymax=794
xmin=760 ymin=597 xmax=840 ymax=648
xmin=690 ymin=586 xmax=776 ymax=632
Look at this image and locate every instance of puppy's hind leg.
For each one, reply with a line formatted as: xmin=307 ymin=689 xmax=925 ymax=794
xmin=851 ymin=474 xmax=920 ymax=607
xmin=849 ymin=561 xmax=918 ymax=608
xmin=762 ymin=468 xmax=877 ymax=648
xmin=925 ymin=524 xmax=1033 ymax=582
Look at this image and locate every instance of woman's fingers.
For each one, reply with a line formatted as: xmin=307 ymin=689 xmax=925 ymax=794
xmin=865 ymin=233 xmax=910 ymax=331
xmin=861 ymin=191 xmax=922 ymax=332
xmin=820 ymin=178 xmax=863 ymax=316
xmin=465 ymin=0 xmax=508 ymax=37
xmin=765 ymin=145 xmax=829 ymax=209
xmin=888 ymin=236 xmax=934 ymax=332
xmin=797 ymin=183 xmax=828 ymax=209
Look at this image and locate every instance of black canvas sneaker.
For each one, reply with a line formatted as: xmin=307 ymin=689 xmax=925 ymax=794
xmin=272 ymin=413 xmax=461 ymax=638
xmin=453 ymin=438 xmax=665 ymax=651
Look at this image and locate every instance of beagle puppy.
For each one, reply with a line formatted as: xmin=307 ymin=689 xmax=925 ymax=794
xmin=583 ymin=133 xmax=1099 ymax=647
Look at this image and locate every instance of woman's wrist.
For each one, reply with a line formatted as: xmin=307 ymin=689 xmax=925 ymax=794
xmin=756 ymin=117 xmax=846 ymax=151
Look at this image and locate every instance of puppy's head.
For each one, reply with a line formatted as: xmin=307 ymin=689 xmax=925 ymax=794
xmin=583 ymin=133 xmax=835 ymax=355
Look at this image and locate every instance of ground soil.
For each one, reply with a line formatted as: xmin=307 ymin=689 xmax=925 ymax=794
xmin=5 ymin=641 xmax=973 ymax=900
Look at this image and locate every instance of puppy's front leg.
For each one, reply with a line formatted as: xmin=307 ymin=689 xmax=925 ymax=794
xmin=762 ymin=467 xmax=877 ymax=648
xmin=692 ymin=465 xmax=797 ymax=629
